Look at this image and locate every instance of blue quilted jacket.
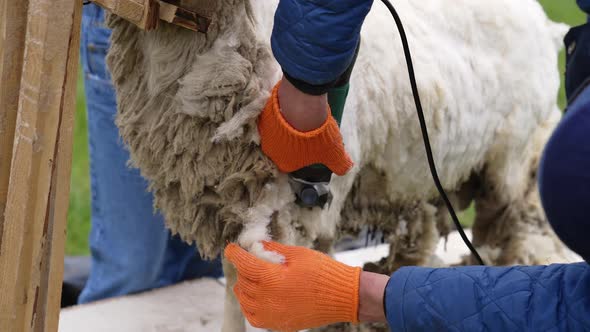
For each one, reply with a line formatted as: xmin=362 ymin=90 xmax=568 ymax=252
xmin=580 ymin=0 xmax=590 ymax=13
xmin=385 ymin=263 xmax=590 ymax=331
xmin=271 ymin=0 xmax=374 ymax=86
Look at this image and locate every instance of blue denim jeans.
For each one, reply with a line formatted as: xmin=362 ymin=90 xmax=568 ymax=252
xmin=78 ymin=4 xmax=222 ymax=304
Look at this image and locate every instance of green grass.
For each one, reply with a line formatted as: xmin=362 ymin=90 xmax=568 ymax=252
xmin=539 ymin=0 xmax=587 ymax=109
xmin=66 ymin=71 xmax=91 ymax=255
xmin=65 ymin=2 xmax=588 ymax=254
xmin=540 ymin=0 xmax=587 ymax=26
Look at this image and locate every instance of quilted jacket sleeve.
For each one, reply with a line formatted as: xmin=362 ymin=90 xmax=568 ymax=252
xmin=578 ymin=0 xmax=590 ymax=13
xmin=271 ymin=0 xmax=374 ymax=87
xmin=385 ymin=263 xmax=590 ymax=331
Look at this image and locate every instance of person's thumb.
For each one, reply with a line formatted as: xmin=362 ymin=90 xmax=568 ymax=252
xmin=262 ymin=241 xmax=318 ymax=261
xmin=224 ymin=243 xmax=271 ymax=279
xmin=261 ymin=241 xmax=295 ymax=256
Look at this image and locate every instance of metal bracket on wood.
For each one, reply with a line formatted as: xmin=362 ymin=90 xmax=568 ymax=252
xmin=89 ymin=0 xmax=212 ymax=33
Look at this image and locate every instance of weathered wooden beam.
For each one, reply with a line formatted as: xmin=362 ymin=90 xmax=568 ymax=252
xmin=158 ymin=0 xmax=211 ymax=33
xmin=91 ymin=0 xmax=212 ymax=33
xmin=91 ymin=0 xmax=159 ymax=30
xmin=0 ymin=0 xmax=81 ymax=331
xmin=37 ymin=3 xmax=82 ymax=331
xmin=0 ymin=0 xmax=30 ymax=252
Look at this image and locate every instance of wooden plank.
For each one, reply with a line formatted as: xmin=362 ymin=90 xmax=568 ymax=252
xmin=138 ymin=0 xmax=160 ymax=30
xmin=0 ymin=0 xmax=81 ymax=331
xmin=158 ymin=1 xmax=211 ymax=33
xmin=92 ymin=0 xmax=158 ymax=30
xmin=91 ymin=0 xmax=213 ymax=32
xmin=37 ymin=2 xmax=82 ymax=331
xmin=92 ymin=0 xmax=145 ymax=24
xmin=0 ymin=0 xmax=29 ymax=252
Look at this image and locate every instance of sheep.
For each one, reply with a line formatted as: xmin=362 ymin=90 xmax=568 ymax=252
xmin=105 ymin=0 xmax=569 ymax=331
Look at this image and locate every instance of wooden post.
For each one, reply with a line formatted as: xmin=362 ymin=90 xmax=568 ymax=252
xmin=0 ymin=0 xmax=29 ymax=251
xmin=36 ymin=3 xmax=82 ymax=331
xmin=91 ymin=0 xmax=159 ymax=30
xmin=90 ymin=0 xmax=213 ymax=33
xmin=0 ymin=0 xmax=81 ymax=331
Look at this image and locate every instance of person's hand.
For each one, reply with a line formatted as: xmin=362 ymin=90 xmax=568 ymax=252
xmin=224 ymin=241 xmax=362 ymax=331
xmin=257 ymin=78 xmax=354 ymax=176
xmin=278 ymin=77 xmax=328 ymax=132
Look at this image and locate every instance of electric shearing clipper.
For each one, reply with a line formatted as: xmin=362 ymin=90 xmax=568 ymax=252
xmin=289 ymin=164 xmax=333 ymax=208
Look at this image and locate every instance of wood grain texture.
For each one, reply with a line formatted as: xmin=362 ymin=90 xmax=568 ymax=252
xmin=0 ymin=0 xmax=30 ymax=253
xmin=91 ymin=0 xmax=214 ymax=32
xmin=37 ymin=2 xmax=82 ymax=331
xmin=159 ymin=1 xmax=211 ymax=33
xmin=92 ymin=0 xmax=149 ymax=28
xmin=0 ymin=0 xmax=81 ymax=331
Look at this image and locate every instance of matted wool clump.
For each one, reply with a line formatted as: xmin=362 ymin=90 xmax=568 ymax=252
xmin=106 ymin=1 xmax=287 ymax=259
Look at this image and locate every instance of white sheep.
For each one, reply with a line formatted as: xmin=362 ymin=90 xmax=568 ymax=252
xmin=105 ymin=0 xmax=569 ymax=330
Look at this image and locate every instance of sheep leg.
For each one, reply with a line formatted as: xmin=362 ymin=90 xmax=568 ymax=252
xmin=468 ymin=171 xmax=568 ymax=266
xmin=222 ymin=257 xmax=246 ymax=332
xmin=364 ymin=201 xmax=442 ymax=275
xmin=313 ymin=237 xmax=336 ymax=255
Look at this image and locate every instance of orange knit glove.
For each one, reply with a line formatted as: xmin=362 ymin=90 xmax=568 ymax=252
xmin=224 ymin=242 xmax=361 ymax=331
xmin=257 ymin=83 xmax=354 ymax=176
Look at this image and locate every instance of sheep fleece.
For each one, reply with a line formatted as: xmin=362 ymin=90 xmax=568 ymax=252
xmin=105 ymin=0 xmax=567 ymax=264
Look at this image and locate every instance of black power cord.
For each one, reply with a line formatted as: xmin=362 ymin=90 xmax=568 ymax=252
xmin=380 ymin=0 xmax=485 ymax=265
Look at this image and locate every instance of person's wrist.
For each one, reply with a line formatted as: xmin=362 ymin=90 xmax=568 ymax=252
xmin=277 ymin=77 xmax=328 ymax=132
xmin=358 ymin=271 xmax=389 ymax=323
xmin=309 ymin=255 xmax=362 ymax=325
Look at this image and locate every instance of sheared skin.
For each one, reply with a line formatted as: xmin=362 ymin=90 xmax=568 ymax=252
xmin=106 ymin=0 xmax=569 ymax=330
